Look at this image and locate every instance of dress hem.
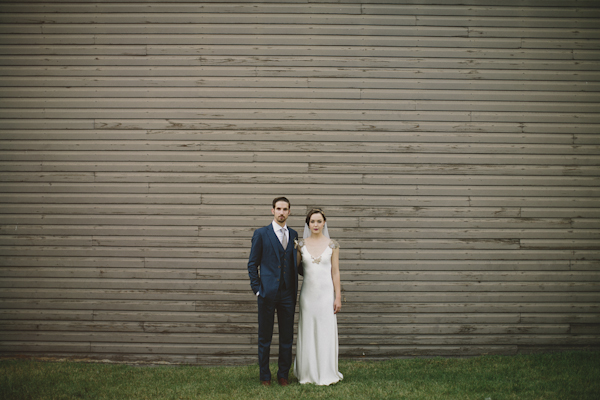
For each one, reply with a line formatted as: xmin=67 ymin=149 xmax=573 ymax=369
xmin=298 ymin=377 xmax=343 ymax=386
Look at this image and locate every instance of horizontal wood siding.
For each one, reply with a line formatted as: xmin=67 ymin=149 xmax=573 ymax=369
xmin=0 ymin=0 xmax=599 ymax=364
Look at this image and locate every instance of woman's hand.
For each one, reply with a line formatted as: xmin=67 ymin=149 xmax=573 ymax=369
xmin=333 ymin=297 xmax=342 ymax=314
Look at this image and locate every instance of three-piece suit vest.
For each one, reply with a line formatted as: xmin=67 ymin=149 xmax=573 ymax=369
xmin=279 ymin=243 xmax=294 ymax=290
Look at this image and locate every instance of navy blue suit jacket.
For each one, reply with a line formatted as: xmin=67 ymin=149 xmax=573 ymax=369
xmin=247 ymin=223 xmax=300 ymax=301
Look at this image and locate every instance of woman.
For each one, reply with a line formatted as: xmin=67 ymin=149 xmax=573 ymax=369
xmin=294 ymin=208 xmax=343 ymax=385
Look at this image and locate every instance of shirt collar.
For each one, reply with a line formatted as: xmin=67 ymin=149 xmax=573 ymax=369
xmin=272 ymin=220 xmax=287 ymax=232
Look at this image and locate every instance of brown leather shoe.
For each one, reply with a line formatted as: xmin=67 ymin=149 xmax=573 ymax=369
xmin=260 ymin=380 xmax=271 ymax=386
xmin=278 ymin=378 xmax=289 ymax=386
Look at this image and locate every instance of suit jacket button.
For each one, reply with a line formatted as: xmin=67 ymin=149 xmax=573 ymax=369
xmin=278 ymin=265 xmax=281 ymax=269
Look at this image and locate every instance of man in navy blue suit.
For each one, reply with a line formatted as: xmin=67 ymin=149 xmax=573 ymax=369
xmin=247 ymin=196 xmax=300 ymax=386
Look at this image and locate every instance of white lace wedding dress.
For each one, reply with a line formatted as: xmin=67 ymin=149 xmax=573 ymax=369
xmin=294 ymin=239 xmax=343 ymax=385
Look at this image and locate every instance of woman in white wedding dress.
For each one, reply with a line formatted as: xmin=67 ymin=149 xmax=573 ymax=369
xmin=294 ymin=208 xmax=343 ymax=385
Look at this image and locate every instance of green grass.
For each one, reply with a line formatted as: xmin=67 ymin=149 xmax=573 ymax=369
xmin=1 ymin=351 xmax=599 ymax=400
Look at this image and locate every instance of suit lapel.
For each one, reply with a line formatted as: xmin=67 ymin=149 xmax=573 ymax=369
xmin=288 ymin=230 xmax=297 ymax=268
xmin=285 ymin=230 xmax=294 ymax=251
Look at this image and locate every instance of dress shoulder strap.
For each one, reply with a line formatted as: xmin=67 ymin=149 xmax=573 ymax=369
xmin=329 ymin=239 xmax=340 ymax=249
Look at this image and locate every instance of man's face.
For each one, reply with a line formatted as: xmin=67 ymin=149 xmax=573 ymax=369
xmin=272 ymin=201 xmax=291 ymax=226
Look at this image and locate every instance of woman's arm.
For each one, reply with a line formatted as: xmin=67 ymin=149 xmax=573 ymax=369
xmin=331 ymin=247 xmax=342 ymax=314
xmin=295 ymin=239 xmax=303 ymax=274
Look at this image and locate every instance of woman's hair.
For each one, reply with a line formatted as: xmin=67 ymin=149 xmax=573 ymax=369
xmin=305 ymin=208 xmax=326 ymax=225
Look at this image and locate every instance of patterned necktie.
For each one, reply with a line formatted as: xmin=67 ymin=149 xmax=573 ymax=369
xmin=281 ymin=229 xmax=287 ymax=249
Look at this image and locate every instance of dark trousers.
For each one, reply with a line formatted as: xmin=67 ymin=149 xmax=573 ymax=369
xmin=257 ymin=285 xmax=295 ymax=381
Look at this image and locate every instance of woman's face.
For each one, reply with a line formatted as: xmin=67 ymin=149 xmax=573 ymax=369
xmin=309 ymin=212 xmax=325 ymax=235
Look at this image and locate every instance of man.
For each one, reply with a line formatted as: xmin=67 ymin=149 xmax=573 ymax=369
xmin=247 ymin=197 xmax=300 ymax=386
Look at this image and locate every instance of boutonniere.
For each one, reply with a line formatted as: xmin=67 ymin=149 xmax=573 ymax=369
xmin=294 ymin=238 xmax=301 ymax=250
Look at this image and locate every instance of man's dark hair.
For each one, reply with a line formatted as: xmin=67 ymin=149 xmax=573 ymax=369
xmin=272 ymin=196 xmax=291 ymax=208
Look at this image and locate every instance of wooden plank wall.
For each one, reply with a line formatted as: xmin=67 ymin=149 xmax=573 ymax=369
xmin=0 ymin=0 xmax=599 ymax=364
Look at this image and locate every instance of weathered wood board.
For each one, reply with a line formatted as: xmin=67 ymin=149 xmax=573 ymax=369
xmin=0 ymin=0 xmax=598 ymax=363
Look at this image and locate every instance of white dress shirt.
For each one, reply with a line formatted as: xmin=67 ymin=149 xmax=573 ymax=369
xmin=272 ymin=220 xmax=288 ymax=248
